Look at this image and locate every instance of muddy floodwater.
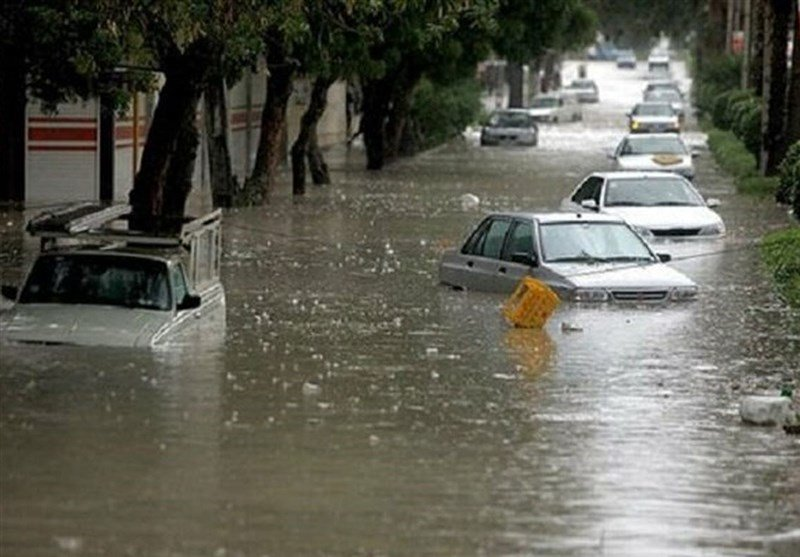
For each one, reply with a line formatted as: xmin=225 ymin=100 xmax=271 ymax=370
xmin=2 ymin=61 xmax=799 ymax=556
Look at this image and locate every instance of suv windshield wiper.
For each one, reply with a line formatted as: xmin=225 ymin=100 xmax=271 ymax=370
xmin=606 ymin=201 xmax=644 ymax=206
xmin=653 ymin=201 xmax=695 ymax=206
xmin=605 ymin=255 xmax=654 ymax=262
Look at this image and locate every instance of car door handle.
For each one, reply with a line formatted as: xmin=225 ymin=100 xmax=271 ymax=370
xmin=466 ymin=261 xmax=474 ymax=268
xmin=498 ymin=266 xmax=507 ymax=274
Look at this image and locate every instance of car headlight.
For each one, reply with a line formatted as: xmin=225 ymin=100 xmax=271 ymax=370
xmin=698 ymin=223 xmax=725 ymax=236
xmin=631 ymin=120 xmax=640 ymax=130
xmin=670 ymin=286 xmax=698 ymax=301
xmin=572 ymin=288 xmax=610 ymax=302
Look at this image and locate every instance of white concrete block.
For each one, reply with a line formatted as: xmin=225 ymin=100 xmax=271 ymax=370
xmin=739 ymin=396 xmax=793 ymax=426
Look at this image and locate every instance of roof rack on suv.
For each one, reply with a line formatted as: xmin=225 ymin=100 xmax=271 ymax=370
xmin=26 ymin=203 xmax=223 ymax=289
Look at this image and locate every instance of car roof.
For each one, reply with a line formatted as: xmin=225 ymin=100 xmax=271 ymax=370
xmin=620 ymin=132 xmax=686 ymax=141
xmin=586 ymin=171 xmax=689 ymax=181
xmin=492 ymin=108 xmax=533 ymax=114
xmin=486 ymin=211 xmax=626 ymax=224
xmin=634 ymin=101 xmax=675 ymax=107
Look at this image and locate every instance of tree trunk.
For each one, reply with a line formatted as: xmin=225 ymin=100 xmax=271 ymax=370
xmin=248 ymin=50 xmax=295 ymax=200
xmin=760 ymin=0 xmax=791 ymax=175
xmin=129 ymin=39 xmax=211 ymax=227
xmin=290 ymin=76 xmax=333 ymax=195
xmin=507 ymin=61 xmax=523 ymax=107
xmin=786 ymin=0 xmax=800 ymax=146
xmin=0 ymin=49 xmax=26 ymax=203
xmin=307 ymin=127 xmax=330 ymax=185
xmin=203 ymin=77 xmax=238 ymax=208
xmin=362 ymin=77 xmax=391 ymax=170
xmin=698 ymin=0 xmax=729 ymax=73
xmin=742 ymin=0 xmax=752 ymax=88
xmin=385 ymin=70 xmax=420 ymax=160
xmin=750 ymin=0 xmax=765 ymax=95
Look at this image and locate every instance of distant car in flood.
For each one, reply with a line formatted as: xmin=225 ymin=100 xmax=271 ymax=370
xmin=438 ymin=211 xmax=697 ymax=302
xmin=528 ymin=92 xmax=582 ymax=123
xmin=480 ymin=109 xmax=539 ymax=146
xmin=616 ymin=49 xmax=637 ymax=69
xmin=564 ymin=79 xmax=600 ymax=103
xmin=643 ymin=88 xmax=686 ymax=121
xmin=561 ymin=171 xmax=726 ymax=239
xmin=610 ymin=133 xmax=696 ymax=181
xmin=627 ymin=102 xmax=680 ymax=134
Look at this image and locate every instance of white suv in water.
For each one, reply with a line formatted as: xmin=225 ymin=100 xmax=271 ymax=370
xmin=0 ymin=204 xmax=225 ymax=347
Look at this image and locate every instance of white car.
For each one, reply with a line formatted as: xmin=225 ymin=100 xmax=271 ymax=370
xmin=562 ymin=172 xmax=725 ymax=239
xmin=0 ymin=204 xmax=225 ymax=347
xmin=610 ymin=133 xmax=696 ymax=180
xmin=438 ymin=211 xmax=697 ymax=302
xmin=627 ymin=102 xmax=680 ymax=134
xmin=564 ymin=79 xmax=599 ymax=103
xmin=528 ymin=92 xmax=582 ymax=123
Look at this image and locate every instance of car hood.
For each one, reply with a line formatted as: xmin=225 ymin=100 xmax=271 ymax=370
xmin=0 ymin=304 xmax=172 ymax=347
xmin=617 ymin=154 xmax=692 ymax=170
xmin=546 ymin=261 xmax=695 ymax=289
xmin=603 ymin=206 xmax=722 ymax=229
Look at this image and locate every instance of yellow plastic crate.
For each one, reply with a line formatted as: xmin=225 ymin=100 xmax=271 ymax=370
xmin=503 ymin=277 xmax=560 ymax=329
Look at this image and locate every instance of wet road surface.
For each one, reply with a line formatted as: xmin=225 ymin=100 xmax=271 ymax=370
xmin=1 ymin=60 xmax=799 ymax=556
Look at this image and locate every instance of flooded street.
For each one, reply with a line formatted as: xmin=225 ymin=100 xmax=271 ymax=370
xmin=2 ymin=60 xmax=799 ymax=556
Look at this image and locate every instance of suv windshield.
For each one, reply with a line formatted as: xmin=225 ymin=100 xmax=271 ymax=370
xmin=605 ymin=178 xmax=703 ymax=207
xmin=19 ymin=254 xmax=172 ymax=311
xmin=539 ymin=222 xmax=654 ymax=263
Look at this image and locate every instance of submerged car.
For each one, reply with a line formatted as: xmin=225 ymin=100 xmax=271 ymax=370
xmin=0 ymin=204 xmax=225 ymax=347
xmin=610 ymin=133 xmax=696 ymax=180
xmin=528 ymin=92 xmax=582 ymax=123
xmin=565 ymin=79 xmax=600 ymax=103
xmin=627 ymin=102 xmax=680 ymax=134
xmin=643 ymin=88 xmax=685 ymax=120
xmin=439 ymin=212 xmax=697 ymax=302
xmin=480 ymin=109 xmax=539 ymax=146
xmin=562 ymin=172 xmax=725 ymax=239
xmin=616 ymin=49 xmax=637 ymax=69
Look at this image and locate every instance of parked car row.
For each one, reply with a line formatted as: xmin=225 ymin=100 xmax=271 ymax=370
xmin=450 ymin=52 xmax=722 ymax=304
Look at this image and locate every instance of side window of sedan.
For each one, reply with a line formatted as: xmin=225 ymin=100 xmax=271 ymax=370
xmin=502 ymin=220 xmax=534 ymax=261
xmin=480 ymin=218 xmax=512 ymax=259
xmin=170 ymin=263 xmax=189 ymax=306
xmin=461 ymin=219 xmax=491 ymax=255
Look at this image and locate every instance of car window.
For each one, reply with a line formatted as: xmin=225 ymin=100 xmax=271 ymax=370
xmin=572 ymin=176 xmax=604 ymax=202
xmin=479 ymin=219 xmax=512 ymax=259
xmin=461 ymin=219 xmax=491 ymax=255
xmin=502 ymin=220 xmax=534 ymax=261
xmin=170 ymin=263 xmax=189 ymax=306
xmin=19 ymin=254 xmax=172 ymax=311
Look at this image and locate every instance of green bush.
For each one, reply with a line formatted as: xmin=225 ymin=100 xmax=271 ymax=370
xmin=408 ymin=77 xmax=483 ymax=151
xmin=777 ymin=141 xmax=800 ymax=208
xmin=694 ymin=55 xmax=742 ymax=115
xmin=712 ymin=89 xmax=752 ymax=130
xmin=707 ymin=128 xmax=759 ymax=178
xmin=761 ymin=227 xmax=800 ymax=307
xmin=730 ymin=97 xmax=761 ymax=160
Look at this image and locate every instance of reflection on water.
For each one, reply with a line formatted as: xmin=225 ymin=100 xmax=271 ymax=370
xmin=2 ymin=60 xmax=799 ymax=556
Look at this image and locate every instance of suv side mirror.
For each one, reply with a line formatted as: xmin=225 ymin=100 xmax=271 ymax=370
xmin=177 ymin=293 xmax=202 ymax=310
xmin=657 ymin=253 xmax=672 ymax=263
xmin=580 ymin=199 xmax=599 ymax=211
xmin=705 ymin=197 xmax=721 ymax=208
xmin=510 ymin=252 xmax=538 ymax=267
xmin=1 ymin=285 xmax=18 ymax=301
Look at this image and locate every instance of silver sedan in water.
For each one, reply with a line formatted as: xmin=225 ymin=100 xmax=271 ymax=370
xmin=439 ymin=212 xmax=697 ymax=302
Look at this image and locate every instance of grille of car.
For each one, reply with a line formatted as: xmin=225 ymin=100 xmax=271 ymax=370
xmin=611 ymin=290 xmax=669 ymax=302
xmin=651 ymin=228 xmax=701 ymax=237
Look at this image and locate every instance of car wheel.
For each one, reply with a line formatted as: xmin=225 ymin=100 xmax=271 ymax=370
xmin=552 ymin=116 xmax=558 ymax=123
